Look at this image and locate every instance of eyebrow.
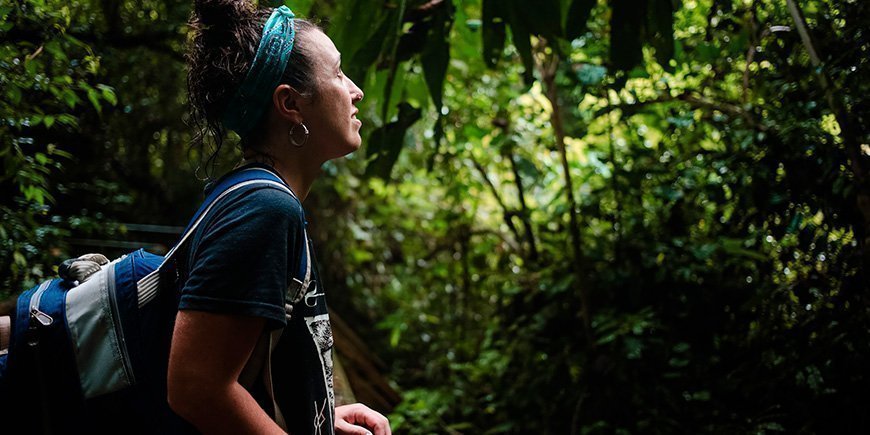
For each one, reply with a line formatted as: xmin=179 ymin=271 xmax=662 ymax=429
xmin=335 ymin=54 xmax=341 ymax=69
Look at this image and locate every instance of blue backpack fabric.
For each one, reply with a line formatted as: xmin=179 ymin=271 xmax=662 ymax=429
xmin=0 ymin=167 xmax=312 ymax=434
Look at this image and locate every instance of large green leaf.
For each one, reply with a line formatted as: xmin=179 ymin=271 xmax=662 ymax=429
xmin=347 ymin=12 xmax=393 ymax=88
xmin=379 ymin=0 xmax=408 ymax=120
xmin=506 ymin=7 xmax=535 ymax=86
xmin=330 ymin=0 xmax=382 ymax=58
xmin=420 ymin=2 xmax=454 ymax=110
xmin=365 ymin=103 xmax=422 ymax=180
xmin=509 ymin=0 xmax=563 ymax=39
xmin=565 ymin=0 xmax=596 ymax=40
xmin=396 ymin=20 xmax=430 ymax=63
xmin=482 ymin=0 xmax=507 ymax=68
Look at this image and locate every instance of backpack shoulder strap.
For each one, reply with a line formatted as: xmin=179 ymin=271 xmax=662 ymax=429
xmin=136 ymin=166 xmax=309 ymax=308
xmin=288 ymin=222 xmax=312 ymax=304
xmin=162 ymin=167 xmax=297 ymax=262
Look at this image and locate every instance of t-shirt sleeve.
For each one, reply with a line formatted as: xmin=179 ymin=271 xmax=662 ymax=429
xmin=178 ymin=187 xmax=304 ymax=328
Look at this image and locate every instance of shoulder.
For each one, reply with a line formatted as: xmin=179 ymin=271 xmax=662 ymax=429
xmin=215 ymin=184 xmax=304 ymax=225
xmin=191 ymin=184 xmax=305 ymax=252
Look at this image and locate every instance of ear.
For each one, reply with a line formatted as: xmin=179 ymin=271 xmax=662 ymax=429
xmin=272 ymin=84 xmax=308 ymax=124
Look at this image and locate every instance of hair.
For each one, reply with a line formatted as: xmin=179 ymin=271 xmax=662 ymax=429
xmin=186 ymin=0 xmax=321 ymax=177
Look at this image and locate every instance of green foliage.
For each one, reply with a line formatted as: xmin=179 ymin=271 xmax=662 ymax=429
xmin=419 ymin=2 xmax=453 ymax=111
xmin=365 ymin=103 xmax=422 ymax=180
xmin=481 ymin=0 xmax=505 ymax=68
xmin=0 ymin=0 xmax=117 ymax=293
xmin=326 ymin=0 xmax=869 ymax=433
xmin=3 ymin=0 xmax=869 ymax=433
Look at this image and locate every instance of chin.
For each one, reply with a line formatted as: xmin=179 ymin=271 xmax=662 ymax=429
xmin=345 ymin=136 xmax=363 ymax=153
xmin=331 ymin=141 xmax=360 ymax=160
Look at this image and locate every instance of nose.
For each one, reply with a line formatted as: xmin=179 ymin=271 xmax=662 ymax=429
xmin=349 ymin=78 xmax=363 ymax=104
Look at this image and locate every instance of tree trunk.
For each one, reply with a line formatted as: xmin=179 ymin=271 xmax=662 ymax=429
xmin=538 ymin=48 xmax=594 ymax=348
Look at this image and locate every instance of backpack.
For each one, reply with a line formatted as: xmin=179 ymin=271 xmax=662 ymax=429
xmin=0 ymin=166 xmax=312 ymax=433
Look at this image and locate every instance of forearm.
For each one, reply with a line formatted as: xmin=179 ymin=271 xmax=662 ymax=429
xmin=170 ymin=381 xmax=284 ymax=435
xmin=168 ymin=310 xmax=281 ymax=433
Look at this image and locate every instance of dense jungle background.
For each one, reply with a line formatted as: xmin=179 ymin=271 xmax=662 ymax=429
xmin=3 ymin=0 xmax=869 ymax=432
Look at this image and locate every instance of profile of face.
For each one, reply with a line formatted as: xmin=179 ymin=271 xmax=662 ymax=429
xmin=279 ymin=29 xmax=364 ymax=163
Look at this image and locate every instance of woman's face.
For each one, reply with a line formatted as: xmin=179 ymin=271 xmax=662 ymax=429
xmin=299 ymin=30 xmax=364 ymax=161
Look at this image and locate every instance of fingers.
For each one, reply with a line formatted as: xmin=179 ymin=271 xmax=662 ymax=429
xmin=359 ymin=410 xmax=390 ymax=435
xmin=334 ymin=419 xmax=373 ymax=435
xmin=335 ymin=404 xmax=391 ymax=435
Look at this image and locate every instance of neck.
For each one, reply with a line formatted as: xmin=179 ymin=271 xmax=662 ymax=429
xmin=244 ymin=150 xmax=320 ymax=202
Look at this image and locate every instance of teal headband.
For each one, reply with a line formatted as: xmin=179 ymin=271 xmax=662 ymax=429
xmin=222 ymin=5 xmax=297 ymax=137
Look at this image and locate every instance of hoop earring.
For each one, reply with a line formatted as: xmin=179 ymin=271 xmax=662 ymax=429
xmin=194 ymin=163 xmax=210 ymax=182
xmin=289 ymin=123 xmax=309 ymax=147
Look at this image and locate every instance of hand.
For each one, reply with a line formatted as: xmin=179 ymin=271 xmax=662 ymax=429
xmin=334 ymin=403 xmax=391 ymax=435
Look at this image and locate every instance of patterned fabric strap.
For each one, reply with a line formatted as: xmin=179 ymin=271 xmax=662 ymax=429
xmin=223 ymin=5 xmax=297 ymax=137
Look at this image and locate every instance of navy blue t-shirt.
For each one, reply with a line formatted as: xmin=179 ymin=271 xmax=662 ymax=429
xmin=179 ymin=165 xmax=335 ymax=435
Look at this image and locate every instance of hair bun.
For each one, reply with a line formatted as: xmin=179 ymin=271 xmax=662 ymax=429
xmin=193 ymin=0 xmax=254 ymax=29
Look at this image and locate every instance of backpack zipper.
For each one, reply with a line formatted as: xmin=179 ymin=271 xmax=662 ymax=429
xmin=26 ymin=281 xmax=54 ymax=347
xmin=106 ymin=265 xmax=136 ymax=384
xmin=27 ymin=280 xmax=55 ymax=433
xmin=29 ymin=281 xmax=54 ymax=328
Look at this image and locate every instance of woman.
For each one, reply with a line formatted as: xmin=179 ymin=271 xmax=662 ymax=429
xmin=166 ymin=1 xmax=390 ymax=434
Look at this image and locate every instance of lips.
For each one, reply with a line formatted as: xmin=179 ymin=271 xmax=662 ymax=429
xmin=351 ymin=109 xmax=361 ymax=127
